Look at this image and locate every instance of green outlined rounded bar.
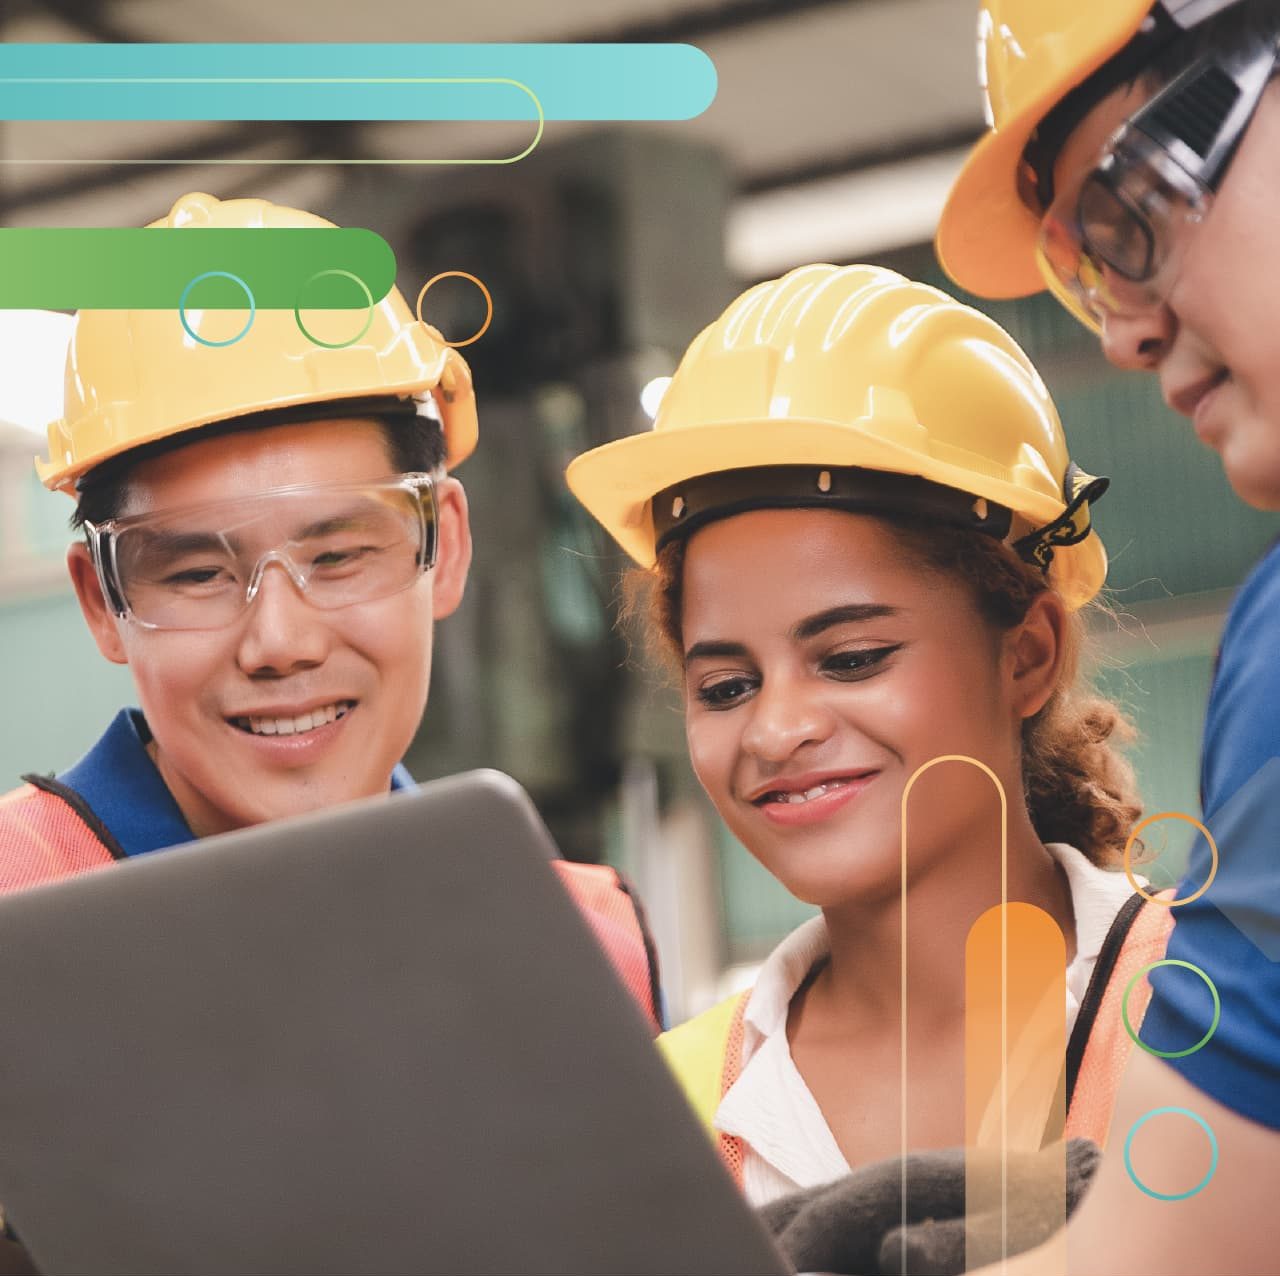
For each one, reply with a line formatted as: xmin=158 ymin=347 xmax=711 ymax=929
xmin=0 ymin=229 xmax=396 ymax=310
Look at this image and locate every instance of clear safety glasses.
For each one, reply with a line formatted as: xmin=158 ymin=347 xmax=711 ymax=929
xmin=1035 ymin=32 xmax=1280 ymax=331
xmin=85 ymin=474 xmax=438 ymax=631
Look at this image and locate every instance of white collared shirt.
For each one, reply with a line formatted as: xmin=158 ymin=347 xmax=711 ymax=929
xmin=715 ymin=843 xmax=1139 ymax=1207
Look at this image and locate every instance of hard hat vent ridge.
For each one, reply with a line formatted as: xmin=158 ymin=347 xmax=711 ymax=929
xmin=38 ymin=191 xmax=479 ymax=491
xmin=566 ymin=263 xmax=1109 ymax=610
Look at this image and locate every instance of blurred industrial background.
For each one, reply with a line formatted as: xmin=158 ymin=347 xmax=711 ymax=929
xmin=1 ymin=0 xmax=1274 ymax=1023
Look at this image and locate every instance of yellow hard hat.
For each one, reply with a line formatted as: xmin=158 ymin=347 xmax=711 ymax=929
xmin=38 ymin=191 xmax=478 ymax=493
xmin=936 ymin=0 xmax=1158 ymax=299
xmin=566 ymin=264 xmax=1108 ymax=610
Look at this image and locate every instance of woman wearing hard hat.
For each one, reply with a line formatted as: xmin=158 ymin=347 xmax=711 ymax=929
xmin=936 ymin=3 xmax=1280 ymax=1272
xmin=567 ymin=264 xmax=1169 ymax=1271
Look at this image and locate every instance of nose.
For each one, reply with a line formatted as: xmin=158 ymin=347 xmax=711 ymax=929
xmin=739 ymin=674 xmax=837 ymax=765
xmin=235 ymin=560 xmax=331 ymax=677
xmin=1099 ymin=303 xmax=1175 ymax=371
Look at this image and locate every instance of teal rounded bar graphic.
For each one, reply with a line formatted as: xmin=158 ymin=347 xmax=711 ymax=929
xmin=0 ymin=44 xmax=717 ymax=122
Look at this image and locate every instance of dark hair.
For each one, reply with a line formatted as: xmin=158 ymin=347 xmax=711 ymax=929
xmin=625 ymin=519 xmax=1142 ymax=868
xmin=70 ymin=398 xmax=446 ymax=531
xmin=1026 ymin=0 xmax=1280 ymax=209
xmin=1138 ymin=0 xmax=1280 ymax=89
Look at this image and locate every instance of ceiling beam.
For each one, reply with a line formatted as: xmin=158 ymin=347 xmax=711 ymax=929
xmin=739 ymin=123 xmax=983 ymax=195
xmin=585 ymin=0 xmax=891 ymax=44
xmin=10 ymin=0 xmax=148 ymax=45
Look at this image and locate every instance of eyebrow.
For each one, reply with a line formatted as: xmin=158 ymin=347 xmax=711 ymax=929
xmin=132 ymin=529 xmax=232 ymax=559
xmin=131 ymin=508 xmax=372 ymax=559
xmin=792 ymin=603 xmax=898 ymax=641
xmin=683 ymin=640 xmax=750 ymax=664
xmin=683 ymin=603 xmax=899 ymax=664
xmin=295 ymin=513 xmax=366 ymax=540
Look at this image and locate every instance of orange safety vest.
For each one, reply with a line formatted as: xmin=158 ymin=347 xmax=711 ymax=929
xmin=659 ymin=891 xmax=1174 ymax=1186
xmin=0 ymin=775 xmax=664 ymax=1034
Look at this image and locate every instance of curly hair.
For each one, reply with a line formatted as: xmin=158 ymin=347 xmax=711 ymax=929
xmin=624 ymin=517 xmax=1142 ymax=868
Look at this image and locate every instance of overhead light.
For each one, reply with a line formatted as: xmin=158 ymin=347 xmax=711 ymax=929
xmin=640 ymin=375 xmax=672 ymax=420
xmin=727 ymin=148 xmax=972 ymax=279
xmin=0 ymin=310 xmax=73 ymax=438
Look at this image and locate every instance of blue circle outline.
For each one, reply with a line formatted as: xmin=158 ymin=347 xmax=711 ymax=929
xmin=1123 ymin=1106 xmax=1219 ymax=1201
xmin=178 ymin=271 xmax=256 ymax=348
xmin=293 ymin=269 xmax=375 ymax=349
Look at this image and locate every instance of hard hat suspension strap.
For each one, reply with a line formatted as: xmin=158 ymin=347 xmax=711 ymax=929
xmin=652 ymin=465 xmax=1014 ymax=555
xmin=1012 ymin=463 xmax=1111 ymax=574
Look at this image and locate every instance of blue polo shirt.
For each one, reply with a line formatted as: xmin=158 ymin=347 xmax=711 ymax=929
xmin=56 ymin=707 xmax=415 ymax=858
xmin=1140 ymin=538 xmax=1280 ymax=1129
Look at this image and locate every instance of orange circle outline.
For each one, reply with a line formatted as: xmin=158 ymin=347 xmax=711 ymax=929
xmin=415 ymin=271 xmax=493 ymax=349
xmin=1124 ymin=811 xmax=1218 ymax=907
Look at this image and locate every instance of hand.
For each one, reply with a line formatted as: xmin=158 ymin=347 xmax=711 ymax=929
xmin=757 ymin=1139 xmax=1100 ymax=1276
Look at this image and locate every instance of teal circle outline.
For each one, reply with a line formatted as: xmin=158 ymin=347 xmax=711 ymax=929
xmin=1122 ymin=959 xmax=1221 ymax=1059
xmin=294 ymin=269 xmax=375 ymax=349
xmin=1123 ymin=1107 xmax=1218 ymax=1201
xmin=178 ymin=271 xmax=255 ymax=348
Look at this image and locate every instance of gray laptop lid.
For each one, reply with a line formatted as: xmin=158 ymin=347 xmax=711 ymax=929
xmin=0 ymin=770 xmax=788 ymax=1276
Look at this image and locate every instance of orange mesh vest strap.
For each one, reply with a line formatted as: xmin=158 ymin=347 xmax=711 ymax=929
xmin=1064 ymin=891 xmax=1175 ymax=1147
xmin=661 ymin=893 xmax=1177 ymax=1190
xmin=0 ymin=777 xmax=121 ymax=896
xmin=552 ymin=860 xmax=664 ymax=1035
xmin=0 ymin=781 xmax=664 ymax=1036
xmin=658 ymin=990 xmax=749 ymax=1188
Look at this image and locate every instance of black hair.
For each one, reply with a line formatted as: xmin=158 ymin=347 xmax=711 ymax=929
xmin=1139 ymin=0 xmax=1280 ymax=89
xmin=1025 ymin=0 xmax=1280 ymax=210
xmin=70 ymin=397 xmax=446 ymax=531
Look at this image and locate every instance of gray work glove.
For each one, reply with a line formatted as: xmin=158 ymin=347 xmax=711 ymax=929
xmin=758 ymin=1138 xmax=1100 ymax=1276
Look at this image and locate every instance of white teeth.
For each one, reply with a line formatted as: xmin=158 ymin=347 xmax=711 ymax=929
xmin=238 ymin=701 xmax=352 ymax=737
xmin=764 ymin=779 xmax=850 ymax=805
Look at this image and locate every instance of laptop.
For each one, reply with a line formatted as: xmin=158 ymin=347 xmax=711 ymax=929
xmin=0 ymin=770 xmax=788 ymax=1276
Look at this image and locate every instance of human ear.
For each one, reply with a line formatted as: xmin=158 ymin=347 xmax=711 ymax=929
xmin=429 ymin=476 xmax=473 ymax=621
xmin=67 ymin=541 xmax=128 ymax=665
xmin=1005 ymin=590 xmax=1068 ymax=721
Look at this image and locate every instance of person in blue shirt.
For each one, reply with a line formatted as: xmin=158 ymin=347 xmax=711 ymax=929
xmin=931 ymin=1 xmax=1280 ymax=1272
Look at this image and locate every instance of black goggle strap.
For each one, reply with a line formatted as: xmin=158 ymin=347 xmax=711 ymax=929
xmin=1012 ymin=462 xmax=1110 ymax=574
xmin=1128 ymin=27 xmax=1280 ymax=193
xmin=651 ymin=465 xmax=1014 ymax=555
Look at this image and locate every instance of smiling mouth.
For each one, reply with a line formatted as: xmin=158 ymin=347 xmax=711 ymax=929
xmin=230 ymin=700 xmax=355 ymax=737
xmin=1169 ymin=368 xmax=1230 ymax=420
xmin=754 ymin=776 xmax=868 ymax=806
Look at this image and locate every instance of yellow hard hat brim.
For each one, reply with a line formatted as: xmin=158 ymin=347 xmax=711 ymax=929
xmin=936 ymin=0 xmax=1154 ymax=300
xmin=566 ymin=415 xmax=1104 ymax=609
xmin=936 ymin=123 xmax=1047 ymax=299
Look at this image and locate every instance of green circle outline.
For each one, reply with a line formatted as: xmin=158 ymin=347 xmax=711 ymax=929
xmin=294 ymin=269 xmax=375 ymax=349
xmin=1122 ymin=959 xmax=1220 ymax=1059
xmin=1123 ymin=1107 xmax=1218 ymax=1201
xmin=179 ymin=270 xmax=255 ymax=348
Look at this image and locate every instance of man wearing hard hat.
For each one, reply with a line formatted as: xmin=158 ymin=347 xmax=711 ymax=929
xmin=0 ymin=192 xmax=659 ymax=1011
xmin=932 ymin=2 xmax=1280 ymax=1272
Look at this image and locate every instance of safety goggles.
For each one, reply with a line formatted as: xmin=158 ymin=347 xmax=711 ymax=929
xmin=85 ymin=474 xmax=438 ymax=631
xmin=1034 ymin=30 xmax=1279 ymax=331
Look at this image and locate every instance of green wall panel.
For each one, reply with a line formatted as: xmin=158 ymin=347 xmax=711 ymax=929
xmin=0 ymin=589 xmax=134 ymax=784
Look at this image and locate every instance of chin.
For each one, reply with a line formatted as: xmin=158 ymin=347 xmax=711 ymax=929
xmin=771 ymin=849 xmax=903 ymax=912
xmin=1225 ymin=462 xmax=1280 ymax=511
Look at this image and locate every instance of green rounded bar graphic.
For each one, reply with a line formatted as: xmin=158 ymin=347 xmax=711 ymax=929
xmin=0 ymin=228 xmax=395 ymax=309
